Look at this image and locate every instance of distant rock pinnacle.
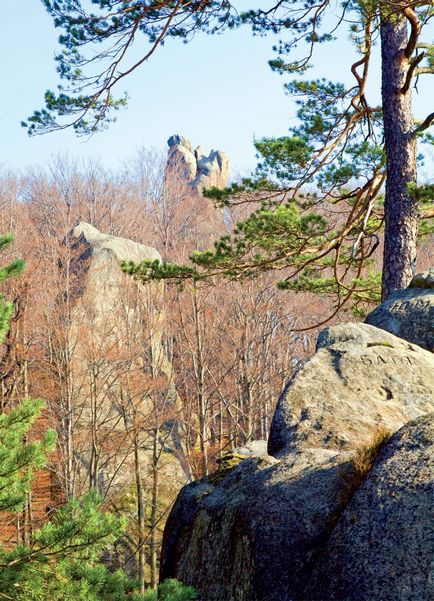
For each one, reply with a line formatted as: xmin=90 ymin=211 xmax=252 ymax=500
xmin=166 ymin=134 xmax=229 ymax=193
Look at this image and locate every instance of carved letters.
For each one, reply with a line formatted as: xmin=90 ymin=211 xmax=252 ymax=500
xmin=391 ymin=298 xmax=432 ymax=312
xmin=360 ymin=354 xmax=415 ymax=366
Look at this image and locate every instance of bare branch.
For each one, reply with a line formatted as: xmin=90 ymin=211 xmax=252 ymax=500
xmin=414 ymin=66 xmax=434 ymax=76
xmin=413 ymin=111 xmax=434 ymax=136
xmin=402 ymin=51 xmax=425 ymax=93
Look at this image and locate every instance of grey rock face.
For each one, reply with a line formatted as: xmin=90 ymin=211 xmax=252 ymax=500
xmin=166 ymin=134 xmax=229 ymax=192
xmin=71 ymin=221 xmax=161 ymax=263
xmin=230 ymin=440 xmax=268 ymax=459
xmin=161 ymin=415 xmax=434 ymax=601
xmin=410 ymin=266 xmax=434 ymax=289
xmin=167 ymin=134 xmax=198 ymax=182
xmin=160 ymin=448 xmax=350 ymax=601
xmin=306 ymin=413 xmax=434 ymax=601
xmin=365 ymin=270 xmax=434 ymax=351
xmin=160 ymin=307 xmax=434 ymax=600
xmin=70 ymin=221 xmax=161 ymax=317
xmin=268 ymin=323 xmax=434 ymax=457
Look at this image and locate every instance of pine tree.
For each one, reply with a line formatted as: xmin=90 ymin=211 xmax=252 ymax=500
xmin=24 ymin=1 xmax=434 ymax=301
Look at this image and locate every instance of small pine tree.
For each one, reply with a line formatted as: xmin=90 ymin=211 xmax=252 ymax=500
xmin=0 ymin=400 xmax=138 ymax=601
xmin=0 ymin=401 xmax=197 ymax=600
xmin=143 ymin=579 xmax=197 ymax=601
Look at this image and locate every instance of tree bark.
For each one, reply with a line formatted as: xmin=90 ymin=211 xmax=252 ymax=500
xmin=380 ymin=12 xmax=418 ymax=300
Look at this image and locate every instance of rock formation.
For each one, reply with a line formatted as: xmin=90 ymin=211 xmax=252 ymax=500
xmin=167 ymin=134 xmax=229 ymax=193
xmin=68 ymin=222 xmax=188 ymax=491
xmin=365 ymin=267 xmax=434 ymax=351
xmin=70 ymin=221 xmax=161 ymax=318
xmin=160 ymin=276 xmax=434 ymax=601
xmin=69 ymin=221 xmax=172 ymax=378
xmin=305 ymin=413 xmax=434 ymax=601
xmin=160 ymin=446 xmax=351 ymax=601
xmin=268 ymin=322 xmax=434 ymax=457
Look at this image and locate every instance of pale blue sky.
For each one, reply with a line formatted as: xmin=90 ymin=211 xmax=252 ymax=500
xmin=1 ymin=2 xmax=432 ymax=177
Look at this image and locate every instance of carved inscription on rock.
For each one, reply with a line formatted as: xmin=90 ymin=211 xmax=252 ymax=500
xmin=360 ymin=354 xmax=415 ymax=366
xmin=390 ymin=298 xmax=432 ymax=312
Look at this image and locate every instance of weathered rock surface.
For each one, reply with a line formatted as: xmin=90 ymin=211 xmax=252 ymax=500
xmin=70 ymin=221 xmax=161 ymax=314
xmin=410 ymin=266 xmax=434 ymax=289
xmin=268 ymin=322 xmax=434 ymax=457
xmin=161 ymin=414 xmax=434 ymax=601
xmin=306 ymin=413 xmax=434 ymax=601
xmin=167 ymin=134 xmax=229 ymax=192
xmin=160 ymin=448 xmax=350 ymax=601
xmin=365 ymin=268 xmax=434 ymax=351
xmin=71 ymin=221 xmax=161 ymax=263
xmin=226 ymin=439 xmax=268 ymax=459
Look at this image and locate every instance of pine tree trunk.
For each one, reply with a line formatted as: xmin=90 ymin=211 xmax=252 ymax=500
xmin=380 ymin=12 xmax=418 ymax=300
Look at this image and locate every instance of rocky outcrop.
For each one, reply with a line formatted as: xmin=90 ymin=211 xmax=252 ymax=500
xmin=268 ymin=322 xmax=434 ymax=457
xmin=70 ymin=221 xmax=161 ymax=316
xmin=68 ymin=223 xmax=188 ymax=489
xmin=167 ymin=134 xmax=229 ymax=193
xmin=306 ymin=413 xmax=434 ymax=601
xmin=161 ymin=413 xmax=434 ymax=601
xmin=160 ymin=305 xmax=434 ymax=600
xmin=71 ymin=221 xmax=161 ymax=263
xmin=160 ymin=448 xmax=350 ymax=601
xmin=161 ymin=415 xmax=434 ymax=601
xmin=69 ymin=221 xmax=168 ymax=372
xmin=365 ymin=268 xmax=434 ymax=351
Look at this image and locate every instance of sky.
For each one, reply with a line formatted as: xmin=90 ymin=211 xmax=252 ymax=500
xmin=1 ymin=2 xmax=433 ymax=178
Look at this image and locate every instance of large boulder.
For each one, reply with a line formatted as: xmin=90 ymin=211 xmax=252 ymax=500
xmin=161 ymin=414 xmax=434 ymax=601
xmin=167 ymin=134 xmax=229 ymax=192
xmin=306 ymin=413 xmax=434 ymax=601
xmin=160 ymin=447 xmax=351 ymax=601
xmin=365 ymin=267 xmax=434 ymax=351
xmin=268 ymin=322 xmax=434 ymax=457
xmin=160 ymin=300 xmax=434 ymax=600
